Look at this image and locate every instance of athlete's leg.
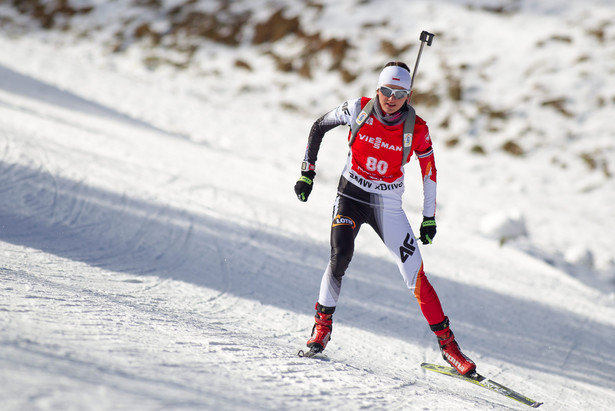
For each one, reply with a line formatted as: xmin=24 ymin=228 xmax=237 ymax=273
xmin=317 ymin=195 xmax=363 ymax=307
xmin=371 ymin=201 xmax=445 ymax=325
xmin=370 ymin=201 xmax=476 ymax=374
xmin=308 ymin=196 xmax=364 ymax=352
xmin=413 ymin=264 xmax=446 ymax=326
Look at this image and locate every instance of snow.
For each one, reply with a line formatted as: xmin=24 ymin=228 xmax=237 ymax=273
xmin=0 ymin=0 xmax=614 ymax=409
xmin=479 ymin=210 xmax=528 ymax=244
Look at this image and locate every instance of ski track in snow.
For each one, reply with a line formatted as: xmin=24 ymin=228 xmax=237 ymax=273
xmin=1 ymin=75 xmax=613 ymax=411
xmin=1 ymin=2 xmax=615 ymax=410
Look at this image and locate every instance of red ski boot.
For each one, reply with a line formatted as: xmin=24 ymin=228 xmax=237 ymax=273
xmin=432 ymin=317 xmax=476 ymax=376
xmin=438 ymin=330 xmax=476 ymax=375
xmin=306 ymin=303 xmax=334 ymax=353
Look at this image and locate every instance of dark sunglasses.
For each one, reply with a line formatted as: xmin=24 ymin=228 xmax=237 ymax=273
xmin=379 ymin=86 xmax=410 ymax=99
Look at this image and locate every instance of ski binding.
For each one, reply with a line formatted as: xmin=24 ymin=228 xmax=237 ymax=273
xmin=297 ymin=346 xmax=323 ymax=358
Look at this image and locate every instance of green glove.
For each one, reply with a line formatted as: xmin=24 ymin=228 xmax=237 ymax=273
xmin=419 ymin=216 xmax=437 ymax=244
xmin=294 ymin=171 xmax=315 ymax=202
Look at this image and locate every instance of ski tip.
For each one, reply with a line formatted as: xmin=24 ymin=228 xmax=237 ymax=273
xmin=531 ymin=401 xmax=544 ymax=408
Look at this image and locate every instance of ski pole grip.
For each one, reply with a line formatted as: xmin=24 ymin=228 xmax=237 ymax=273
xmin=420 ymin=31 xmax=435 ymax=46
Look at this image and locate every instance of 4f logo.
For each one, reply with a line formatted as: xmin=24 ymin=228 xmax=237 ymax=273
xmin=342 ymin=101 xmax=350 ymax=116
xmin=399 ymin=233 xmax=416 ymax=263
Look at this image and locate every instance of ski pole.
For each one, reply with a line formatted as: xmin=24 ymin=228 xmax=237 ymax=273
xmin=410 ymin=30 xmax=435 ymax=101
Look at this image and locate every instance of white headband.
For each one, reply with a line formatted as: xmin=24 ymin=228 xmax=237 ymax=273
xmin=377 ymin=65 xmax=411 ymax=90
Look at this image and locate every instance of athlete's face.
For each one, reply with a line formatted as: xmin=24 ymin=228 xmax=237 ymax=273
xmin=377 ymin=84 xmax=411 ymax=115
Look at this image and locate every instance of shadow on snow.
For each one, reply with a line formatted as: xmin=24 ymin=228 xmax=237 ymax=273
xmin=0 ymin=64 xmax=187 ymax=139
xmin=0 ymin=159 xmax=612 ymax=391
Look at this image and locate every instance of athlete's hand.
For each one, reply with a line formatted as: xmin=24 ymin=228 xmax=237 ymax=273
xmin=294 ymin=171 xmax=315 ymax=202
xmin=419 ymin=216 xmax=437 ymax=244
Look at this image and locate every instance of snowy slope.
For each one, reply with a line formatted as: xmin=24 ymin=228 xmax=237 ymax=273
xmin=1 ymin=1 xmax=615 ymax=410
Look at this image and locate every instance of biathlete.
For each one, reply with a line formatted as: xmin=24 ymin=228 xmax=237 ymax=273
xmin=294 ymin=61 xmax=476 ymax=375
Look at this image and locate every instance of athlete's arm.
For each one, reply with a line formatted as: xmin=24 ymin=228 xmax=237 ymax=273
xmin=413 ymin=121 xmax=437 ymax=217
xmin=303 ymin=98 xmax=361 ymax=166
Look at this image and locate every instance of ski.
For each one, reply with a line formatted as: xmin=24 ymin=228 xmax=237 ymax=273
xmin=297 ymin=346 xmax=323 ymax=358
xmin=421 ymin=363 xmax=543 ymax=408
